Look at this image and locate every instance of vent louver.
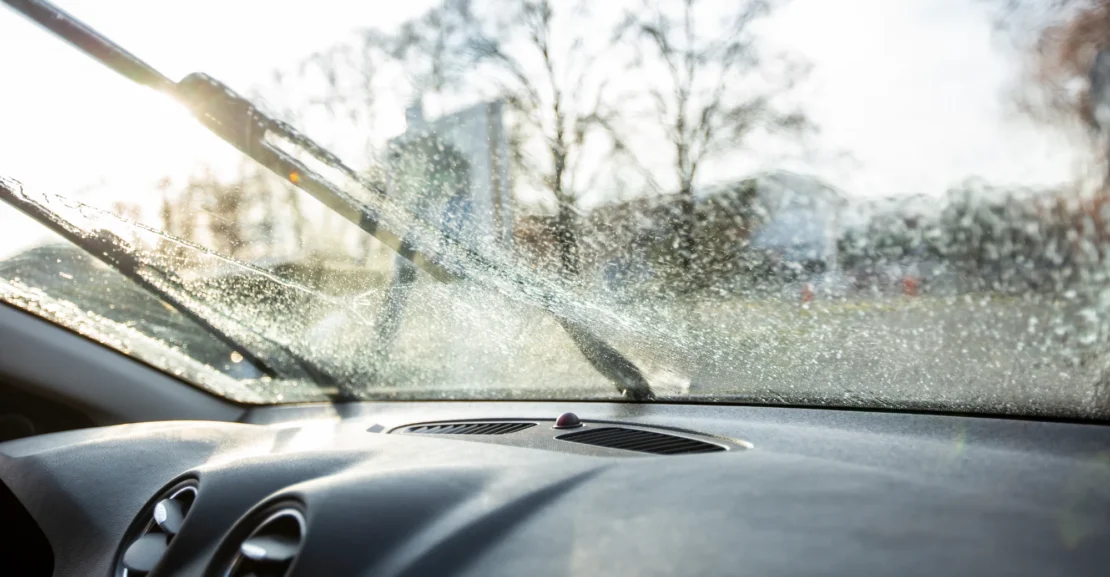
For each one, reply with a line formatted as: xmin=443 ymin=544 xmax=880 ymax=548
xmin=403 ymin=422 xmax=536 ymax=435
xmin=224 ymin=508 xmax=305 ymax=577
xmin=118 ymin=481 xmax=198 ymax=577
xmin=556 ymin=427 xmax=726 ymax=455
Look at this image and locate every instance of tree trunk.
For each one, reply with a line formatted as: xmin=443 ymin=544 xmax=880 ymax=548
xmin=1105 ymin=135 xmax=1110 ymax=183
xmin=554 ymin=202 xmax=580 ymax=276
xmin=675 ymin=184 xmax=697 ymax=272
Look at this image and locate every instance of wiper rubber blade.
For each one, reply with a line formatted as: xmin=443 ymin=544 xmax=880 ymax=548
xmin=3 ymin=0 xmax=656 ymax=401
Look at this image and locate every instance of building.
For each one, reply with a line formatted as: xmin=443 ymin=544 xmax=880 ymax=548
xmin=386 ymin=100 xmax=514 ymax=252
xmin=572 ymin=171 xmax=846 ymax=289
xmin=744 ymin=171 xmax=846 ymax=268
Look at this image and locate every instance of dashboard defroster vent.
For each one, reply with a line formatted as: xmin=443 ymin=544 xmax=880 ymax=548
xmin=556 ymin=427 xmax=727 ymax=455
xmin=403 ymin=422 xmax=536 ymax=435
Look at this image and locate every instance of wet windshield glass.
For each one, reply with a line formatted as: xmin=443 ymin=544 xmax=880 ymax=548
xmin=2 ymin=0 xmax=1110 ymax=417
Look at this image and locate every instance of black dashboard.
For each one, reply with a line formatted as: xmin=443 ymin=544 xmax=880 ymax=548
xmin=2 ymin=400 xmax=1109 ymax=576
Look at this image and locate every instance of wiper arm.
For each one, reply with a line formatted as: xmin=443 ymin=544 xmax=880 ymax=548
xmin=3 ymin=0 xmax=655 ymax=401
xmin=0 ymin=177 xmax=352 ymax=398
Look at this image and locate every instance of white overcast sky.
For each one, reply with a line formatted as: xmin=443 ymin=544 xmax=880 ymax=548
xmin=0 ymin=0 xmax=1087 ymax=257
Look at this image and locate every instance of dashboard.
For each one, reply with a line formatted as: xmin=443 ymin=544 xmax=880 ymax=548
xmin=2 ymin=400 xmax=1110 ymax=576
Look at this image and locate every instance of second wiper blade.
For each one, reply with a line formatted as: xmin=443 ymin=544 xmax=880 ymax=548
xmin=0 ymin=177 xmax=354 ymax=397
xmin=4 ymin=0 xmax=656 ymax=401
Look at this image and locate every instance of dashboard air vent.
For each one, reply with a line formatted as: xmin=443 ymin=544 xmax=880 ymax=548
xmin=403 ymin=422 xmax=536 ymax=435
xmin=224 ymin=508 xmax=305 ymax=577
xmin=556 ymin=427 xmax=726 ymax=455
xmin=118 ymin=480 xmax=198 ymax=577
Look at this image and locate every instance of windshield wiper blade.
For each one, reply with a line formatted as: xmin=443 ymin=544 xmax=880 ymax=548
xmin=0 ymin=177 xmax=354 ymax=399
xmin=3 ymin=0 xmax=656 ymax=401
xmin=555 ymin=316 xmax=655 ymax=401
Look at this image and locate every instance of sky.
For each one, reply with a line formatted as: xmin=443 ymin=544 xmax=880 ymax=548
xmin=762 ymin=0 xmax=1080 ymax=197
xmin=0 ymin=0 xmax=1089 ymax=258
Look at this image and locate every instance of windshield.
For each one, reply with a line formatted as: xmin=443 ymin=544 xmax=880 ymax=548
xmin=3 ymin=0 xmax=1110 ymax=418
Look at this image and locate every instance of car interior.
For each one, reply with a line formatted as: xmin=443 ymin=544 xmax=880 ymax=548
xmin=4 ymin=300 xmax=1110 ymax=577
xmin=3 ymin=0 xmax=1110 ymax=576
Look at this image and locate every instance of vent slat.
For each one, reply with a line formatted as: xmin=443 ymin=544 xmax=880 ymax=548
xmin=611 ymin=437 xmax=688 ymax=451
xmin=556 ymin=427 xmax=725 ymax=455
xmin=403 ymin=422 xmax=536 ymax=435
xmin=573 ymin=429 xmax=664 ymax=448
xmin=582 ymin=428 xmax=655 ymax=444
xmin=117 ymin=482 xmax=198 ymax=577
xmin=484 ymin=423 xmax=519 ymax=435
xmin=458 ymin=424 xmax=490 ymax=435
xmin=225 ymin=509 xmax=305 ymax=577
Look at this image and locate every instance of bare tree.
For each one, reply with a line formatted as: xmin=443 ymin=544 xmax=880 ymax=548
xmin=1046 ymin=1 xmax=1110 ymax=172
xmin=388 ymin=0 xmax=616 ymax=276
xmin=296 ymin=31 xmax=391 ymax=165
xmin=156 ymin=163 xmax=310 ymax=263
xmin=998 ymin=0 xmax=1110 ymax=175
xmin=612 ymin=0 xmax=808 ymax=272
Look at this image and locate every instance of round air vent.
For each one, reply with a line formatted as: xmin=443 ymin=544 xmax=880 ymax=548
xmin=117 ymin=479 xmax=198 ymax=576
xmin=221 ymin=506 xmax=305 ymax=577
